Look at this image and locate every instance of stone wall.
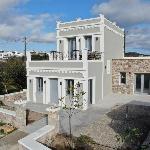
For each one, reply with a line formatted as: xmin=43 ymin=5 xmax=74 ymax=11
xmin=15 ymin=106 xmax=26 ymax=130
xmin=0 ymin=90 xmax=26 ymax=106
xmin=0 ymin=108 xmax=16 ymax=126
xmin=0 ymin=106 xmax=26 ymax=130
xmin=112 ymin=59 xmax=150 ymax=94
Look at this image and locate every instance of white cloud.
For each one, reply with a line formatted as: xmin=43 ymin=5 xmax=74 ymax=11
xmin=29 ymin=33 xmax=56 ymax=43
xmin=127 ymin=26 xmax=150 ymax=51
xmin=92 ymin=0 xmax=150 ymax=53
xmin=92 ymin=0 xmax=150 ymax=26
xmin=0 ymin=0 xmax=28 ymax=12
xmin=0 ymin=0 xmax=58 ymax=44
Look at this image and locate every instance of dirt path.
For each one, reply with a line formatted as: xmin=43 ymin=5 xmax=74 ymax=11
xmin=0 ymin=130 xmax=27 ymax=150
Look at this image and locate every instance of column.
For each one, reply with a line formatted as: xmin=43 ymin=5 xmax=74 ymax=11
xmin=58 ymin=78 xmax=66 ymax=107
xmin=43 ymin=77 xmax=50 ymax=104
xmin=76 ymin=37 xmax=80 ymax=50
xmin=56 ymin=38 xmax=60 ymax=52
xmin=92 ymin=35 xmax=95 ymax=52
xmin=33 ymin=78 xmax=37 ymax=103
xmin=27 ymin=77 xmax=30 ymax=102
xmin=80 ymin=36 xmax=85 ymax=51
xmin=48 ymin=53 xmax=53 ymax=60
xmin=63 ymin=38 xmax=68 ymax=60
xmin=76 ymin=37 xmax=80 ymax=60
xmin=82 ymin=50 xmax=88 ymax=71
xmin=26 ymin=52 xmax=31 ymax=68
xmin=26 ymin=51 xmax=31 ymax=62
xmin=74 ymin=79 xmax=79 ymax=106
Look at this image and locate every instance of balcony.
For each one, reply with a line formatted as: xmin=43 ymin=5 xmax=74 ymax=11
xmin=28 ymin=50 xmax=101 ymax=61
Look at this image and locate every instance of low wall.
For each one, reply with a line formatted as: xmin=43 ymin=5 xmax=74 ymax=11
xmin=18 ymin=125 xmax=54 ymax=150
xmin=0 ymin=106 xmax=26 ymax=130
xmin=0 ymin=108 xmax=16 ymax=126
xmin=18 ymin=107 xmax=60 ymax=150
xmin=0 ymin=90 xmax=27 ymax=106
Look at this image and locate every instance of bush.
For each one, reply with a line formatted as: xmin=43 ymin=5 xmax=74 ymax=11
xmin=0 ymin=57 xmax=26 ymax=94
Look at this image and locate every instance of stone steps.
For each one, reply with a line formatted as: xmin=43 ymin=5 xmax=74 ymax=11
xmin=24 ymin=117 xmax=48 ymax=134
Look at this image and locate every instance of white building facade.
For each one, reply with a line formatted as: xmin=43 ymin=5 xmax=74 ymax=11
xmin=26 ymin=14 xmax=124 ymax=110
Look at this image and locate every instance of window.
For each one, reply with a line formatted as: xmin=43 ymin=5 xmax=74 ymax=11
xmin=66 ymin=79 xmax=74 ymax=96
xmin=37 ymin=77 xmax=43 ymax=92
xmin=120 ymin=72 xmax=126 ymax=84
xmin=68 ymin=38 xmax=76 ymax=59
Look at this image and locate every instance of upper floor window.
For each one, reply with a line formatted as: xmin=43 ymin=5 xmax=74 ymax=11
xmin=120 ymin=72 xmax=126 ymax=84
xmin=37 ymin=77 xmax=43 ymax=92
xmin=85 ymin=36 xmax=92 ymax=51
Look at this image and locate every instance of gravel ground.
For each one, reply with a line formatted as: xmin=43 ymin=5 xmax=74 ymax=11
xmin=74 ymin=114 xmax=122 ymax=149
xmin=73 ymin=104 xmax=150 ymax=150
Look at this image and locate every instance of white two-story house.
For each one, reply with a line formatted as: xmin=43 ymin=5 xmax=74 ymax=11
xmin=26 ymin=14 xmax=124 ymax=110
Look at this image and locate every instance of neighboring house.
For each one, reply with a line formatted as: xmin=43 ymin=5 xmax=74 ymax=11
xmin=26 ymin=14 xmax=125 ymax=110
xmin=0 ymin=51 xmax=24 ymax=60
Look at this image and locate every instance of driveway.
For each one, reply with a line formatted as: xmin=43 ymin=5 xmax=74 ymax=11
xmin=0 ymin=130 xmax=27 ymax=150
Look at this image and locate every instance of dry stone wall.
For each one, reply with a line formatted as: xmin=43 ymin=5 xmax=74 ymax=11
xmin=0 ymin=90 xmax=26 ymax=106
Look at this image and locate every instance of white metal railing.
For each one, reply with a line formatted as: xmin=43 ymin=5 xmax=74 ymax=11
xmin=27 ymin=50 xmax=101 ymax=62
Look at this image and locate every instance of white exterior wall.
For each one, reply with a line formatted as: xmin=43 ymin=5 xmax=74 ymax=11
xmin=27 ymin=14 xmax=124 ymax=109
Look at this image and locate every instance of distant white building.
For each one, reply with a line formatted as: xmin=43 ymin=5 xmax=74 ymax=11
xmin=0 ymin=51 xmax=24 ymax=60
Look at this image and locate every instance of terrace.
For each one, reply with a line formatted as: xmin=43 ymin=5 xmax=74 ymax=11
xmin=26 ymin=50 xmax=102 ymax=72
xmin=29 ymin=50 xmax=101 ymax=61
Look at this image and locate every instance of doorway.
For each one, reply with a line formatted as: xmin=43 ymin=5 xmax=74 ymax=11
xmin=50 ymin=79 xmax=58 ymax=104
xmin=68 ymin=38 xmax=76 ymax=59
xmin=135 ymin=74 xmax=150 ymax=95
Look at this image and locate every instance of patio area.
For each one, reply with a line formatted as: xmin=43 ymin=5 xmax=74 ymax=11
xmin=98 ymin=93 xmax=150 ymax=109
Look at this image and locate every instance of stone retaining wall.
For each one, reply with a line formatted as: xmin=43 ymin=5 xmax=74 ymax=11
xmin=0 ymin=108 xmax=16 ymax=126
xmin=0 ymin=90 xmax=26 ymax=106
xmin=112 ymin=59 xmax=150 ymax=94
xmin=0 ymin=106 xmax=26 ymax=130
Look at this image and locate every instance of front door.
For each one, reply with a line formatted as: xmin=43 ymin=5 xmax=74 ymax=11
xmin=135 ymin=74 xmax=150 ymax=95
xmin=50 ymin=79 xmax=58 ymax=105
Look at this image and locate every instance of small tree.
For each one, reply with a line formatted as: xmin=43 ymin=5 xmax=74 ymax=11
xmin=59 ymin=82 xmax=85 ymax=149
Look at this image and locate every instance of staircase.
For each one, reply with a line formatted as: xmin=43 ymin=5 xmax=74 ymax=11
xmin=24 ymin=116 xmax=48 ymax=133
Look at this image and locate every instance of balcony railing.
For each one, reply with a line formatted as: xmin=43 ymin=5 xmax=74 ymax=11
xmin=27 ymin=50 xmax=101 ymax=61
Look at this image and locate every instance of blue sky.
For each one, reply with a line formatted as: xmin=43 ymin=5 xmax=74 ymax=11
xmin=0 ymin=0 xmax=150 ymax=54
